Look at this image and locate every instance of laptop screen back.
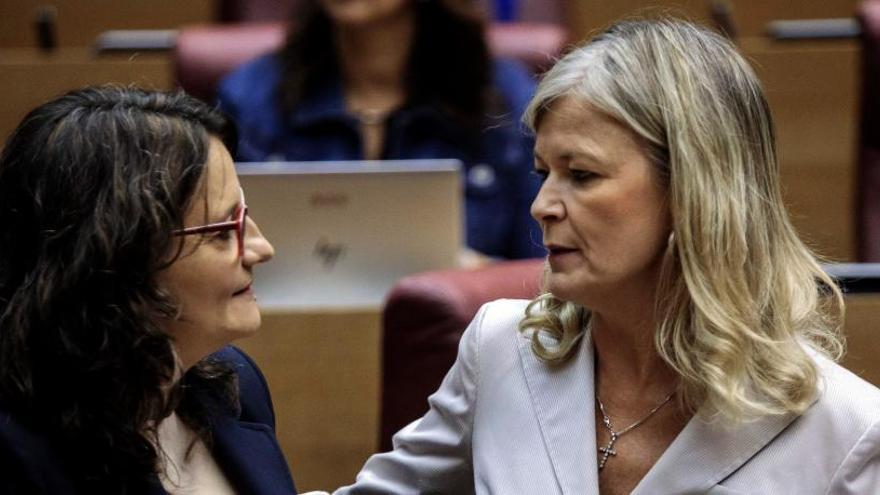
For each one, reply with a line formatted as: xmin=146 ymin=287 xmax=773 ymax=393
xmin=237 ymin=160 xmax=462 ymax=309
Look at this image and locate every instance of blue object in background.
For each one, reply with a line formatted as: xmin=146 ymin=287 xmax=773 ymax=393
xmin=494 ymin=0 xmax=517 ymax=22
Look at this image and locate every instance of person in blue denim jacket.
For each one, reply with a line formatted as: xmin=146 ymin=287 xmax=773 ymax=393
xmin=217 ymin=0 xmax=544 ymax=260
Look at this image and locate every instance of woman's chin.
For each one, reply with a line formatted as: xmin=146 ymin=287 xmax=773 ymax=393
xmin=225 ymin=312 xmax=262 ymax=342
xmin=546 ymin=274 xmax=584 ymax=302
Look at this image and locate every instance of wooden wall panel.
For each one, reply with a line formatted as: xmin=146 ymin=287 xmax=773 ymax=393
xmin=743 ymin=38 xmax=859 ymax=261
xmin=731 ymin=0 xmax=860 ymax=39
xmin=235 ymin=309 xmax=382 ymax=492
xmin=841 ymin=295 xmax=880 ymax=387
xmin=562 ymin=0 xmax=708 ymax=43
xmin=0 ymin=48 xmax=173 ymax=144
xmin=0 ymin=0 xmax=213 ymax=48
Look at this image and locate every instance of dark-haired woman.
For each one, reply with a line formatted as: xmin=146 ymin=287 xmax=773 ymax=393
xmin=0 ymin=86 xmax=297 ymax=494
xmin=218 ymin=0 xmax=543 ymax=261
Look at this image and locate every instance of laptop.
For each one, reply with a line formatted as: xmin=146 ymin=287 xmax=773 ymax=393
xmin=237 ymin=159 xmax=463 ymax=310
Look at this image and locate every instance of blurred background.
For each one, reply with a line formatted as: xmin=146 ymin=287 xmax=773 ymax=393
xmin=1 ymin=0 xmax=875 ymax=491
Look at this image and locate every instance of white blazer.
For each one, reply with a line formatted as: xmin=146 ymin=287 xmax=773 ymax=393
xmin=336 ymin=299 xmax=880 ymax=494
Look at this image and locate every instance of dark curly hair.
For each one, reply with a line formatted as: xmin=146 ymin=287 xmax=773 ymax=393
xmin=278 ymin=0 xmax=492 ymax=127
xmin=0 ymin=86 xmax=239 ymax=492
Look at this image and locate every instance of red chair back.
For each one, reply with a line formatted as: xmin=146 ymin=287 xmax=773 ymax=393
xmin=379 ymin=259 xmax=544 ymax=451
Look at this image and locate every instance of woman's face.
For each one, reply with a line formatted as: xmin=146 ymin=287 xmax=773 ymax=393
xmin=531 ymin=97 xmax=671 ymax=309
xmin=156 ymin=137 xmax=275 ymax=369
xmin=319 ymin=0 xmax=412 ymax=27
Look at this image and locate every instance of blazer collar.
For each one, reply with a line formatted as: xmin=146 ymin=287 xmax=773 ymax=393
xmin=517 ymin=329 xmax=599 ymax=494
xmin=210 ymin=413 xmax=297 ymax=495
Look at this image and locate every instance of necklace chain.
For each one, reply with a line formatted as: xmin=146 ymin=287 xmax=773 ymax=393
xmin=596 ymin=389 xmax=675 ymax=471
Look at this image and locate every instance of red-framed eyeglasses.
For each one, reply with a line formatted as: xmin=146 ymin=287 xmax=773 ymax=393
xmin=173 ymin=188 xmax=248 ymax=257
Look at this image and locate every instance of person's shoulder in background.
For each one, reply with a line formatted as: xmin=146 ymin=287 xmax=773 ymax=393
xmin=217 ymin=53 xmax=283 ymax=115
xmin=216 ymin=54 xmax=286 ymax=160
xmin=490 ymin=57 xmax=538 ymax=122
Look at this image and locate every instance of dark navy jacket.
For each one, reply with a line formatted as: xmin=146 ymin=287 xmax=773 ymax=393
xmin=0 ymin=346 xmax=297 ymax=494
xmin=218 ymin=54 xmax=544 ymax=259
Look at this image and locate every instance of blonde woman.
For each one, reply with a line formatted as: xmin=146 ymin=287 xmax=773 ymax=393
xmin=335 ymin=18 xmax=880 ymax=494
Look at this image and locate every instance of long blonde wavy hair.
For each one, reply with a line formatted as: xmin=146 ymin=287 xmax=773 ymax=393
xmin=519 ymin=18 xmax=844 ymax=423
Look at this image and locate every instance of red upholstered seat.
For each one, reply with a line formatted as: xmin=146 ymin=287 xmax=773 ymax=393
xmin=174 ymin=22 xmax=288 ymax=102
xmin=174 ymin=22 xmax=567 ymax=102
xmin=379 ymin=258 xmax=544 ymax=451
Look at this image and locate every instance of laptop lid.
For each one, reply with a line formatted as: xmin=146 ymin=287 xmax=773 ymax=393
xmin=237 ymin=159 xmax=462 ymax=310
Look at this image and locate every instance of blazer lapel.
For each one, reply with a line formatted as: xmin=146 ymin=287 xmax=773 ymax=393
xmin=517 ymin=330 xmax=599 ymax=494
xmin=635 ymin=346 xmax=826 ymax=493
xmin=211 ymin=414 xmax=297 ymax=495
xmin=632 ymin=405 xmax=802 ymax=493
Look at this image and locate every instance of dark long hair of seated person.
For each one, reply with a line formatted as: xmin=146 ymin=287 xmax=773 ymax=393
xmin=278 ymin=0 xmax=491 ymax=127
xmin=0 ymin=86 xmax=292 ymax=494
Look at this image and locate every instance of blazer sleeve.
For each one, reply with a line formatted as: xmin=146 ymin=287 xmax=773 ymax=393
xmin=333 ymin=305 xmax=490 ymax=495
xmin=826 ymin=417 xmax=880 ymax=493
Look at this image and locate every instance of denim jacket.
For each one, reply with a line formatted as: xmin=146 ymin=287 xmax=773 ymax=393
xmin=218 ymin=54 xmax=543 ymax=259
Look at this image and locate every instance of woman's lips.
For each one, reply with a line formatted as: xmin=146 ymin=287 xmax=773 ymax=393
xmin=546 ymin=245 xmax=579 ymax=266
xmin=232 ymin=284 xmax=252 ymax=296
xmin=545 ymin=243 xmax=577 ymax=255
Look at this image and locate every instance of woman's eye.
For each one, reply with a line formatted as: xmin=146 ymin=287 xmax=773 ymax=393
xmin=531 ymin=169 xmax=549 ymax=182
xmin=212 ymin=229 xmax=234 ymax=241
xmin=570 ymin=170 xmax=596 ymax=183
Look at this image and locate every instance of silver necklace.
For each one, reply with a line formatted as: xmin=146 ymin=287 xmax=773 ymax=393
xmin=596 ymin=389 xmax=675 ymax=471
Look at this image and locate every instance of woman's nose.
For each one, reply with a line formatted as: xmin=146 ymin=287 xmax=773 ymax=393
xmin=243 ymin=217 xmax=275 ymax=266
xmin=530 ymin=182 xmax=564 ymax=224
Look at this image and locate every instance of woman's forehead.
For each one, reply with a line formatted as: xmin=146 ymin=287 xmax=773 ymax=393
xmin=206 ymin=138 xmax=239 ymax=196
xmin=187 ymin=138 xmax=239 ymax=218
xmin=536 ymin=100 xmax=639 ymax=152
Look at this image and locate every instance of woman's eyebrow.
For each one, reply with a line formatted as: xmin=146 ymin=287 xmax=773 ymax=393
xmin=533 ymin=152 xmax=547 ymax=165
xmin=565 ymin=144 xmax=606 ymax=163
xmin=534 ymin=149 xmax=606 ymax=166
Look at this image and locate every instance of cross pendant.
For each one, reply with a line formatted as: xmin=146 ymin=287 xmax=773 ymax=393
xmin=597 ymin=433 xmax=619 ymax=471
